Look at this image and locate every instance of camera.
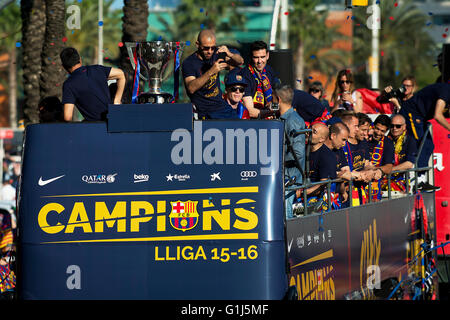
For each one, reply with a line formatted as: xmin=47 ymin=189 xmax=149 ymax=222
xmin=376 ymin=85 xmax=406 ymax=104
xmin=217 ymin=51 xmax=227 ymax=62
xmin=271 ymin=102 xmax=279 ymax=111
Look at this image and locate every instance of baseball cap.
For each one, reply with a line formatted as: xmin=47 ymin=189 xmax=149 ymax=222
xmin=224 ymin=70 xmax=248 ymax=87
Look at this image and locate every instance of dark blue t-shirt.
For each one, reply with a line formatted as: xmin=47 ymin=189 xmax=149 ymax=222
xmin=333 ymin=148 xmax=347 ymax=172
xmin=62 ymin=65 xmax=112 ymax=121
xmin=339 ymin=140 xmax=369 ymax=171
xmin=292 ymin=89 xmax=326 ymax=124
xmin=401 ymin=83 xmax=450 ymax=120
xmin=367 ymin=137 xmax=395 ymax=166
xmin=388 ymin=134 xmax=418 ymax=165
xmin=239 ymin=64 xmax=279 ymax=100
xmin=182 ymin=51 xmax=230 ymax=115
xmin=309 ymin=144 xmax=337 ymax=182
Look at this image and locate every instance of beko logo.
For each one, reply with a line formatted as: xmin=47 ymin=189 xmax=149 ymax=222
xmin=134 ymin=174 xmax=149 ymax=183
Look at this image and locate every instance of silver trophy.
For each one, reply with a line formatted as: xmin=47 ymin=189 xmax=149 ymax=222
xmin=126 ymin=41 xmax=185 ymax=104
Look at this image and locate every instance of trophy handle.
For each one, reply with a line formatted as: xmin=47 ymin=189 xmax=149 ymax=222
xmin=124 ymin=42 xmax=147 ymax=81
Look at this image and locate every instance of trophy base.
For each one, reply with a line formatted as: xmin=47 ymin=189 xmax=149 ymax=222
xmin=137 ymin=92 xmax=174 ymax=104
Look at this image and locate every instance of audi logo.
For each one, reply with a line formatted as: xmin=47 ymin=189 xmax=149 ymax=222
xmin=240 ymin=171 xmax=257 ymax=178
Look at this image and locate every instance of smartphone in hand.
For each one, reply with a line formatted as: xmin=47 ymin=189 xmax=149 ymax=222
xmin=217 ymin=51 xmax=227 ymax=62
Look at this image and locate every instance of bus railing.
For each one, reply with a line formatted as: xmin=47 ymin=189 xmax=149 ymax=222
xmin=284 ymin=122 xmax=435 ymax=217
xmin=285 ymin=166 xmax=434 ymax=217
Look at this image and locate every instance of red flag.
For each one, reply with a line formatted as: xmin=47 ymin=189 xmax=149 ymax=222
xmin=356 ymin=88 xmax=394 ymax=114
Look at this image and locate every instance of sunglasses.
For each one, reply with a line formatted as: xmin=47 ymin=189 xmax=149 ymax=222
xmin=309 ymin=89 xmax=321 ymax=93
xmin=230 ymin=86 xmax=245 ymax=93
xmin=200 ymin=45 xmax=216 ymax=52
xmin=339 ymin=80 xmax=352 ymax=85
xmin=391 ymin=124 xmax=404 ymax=129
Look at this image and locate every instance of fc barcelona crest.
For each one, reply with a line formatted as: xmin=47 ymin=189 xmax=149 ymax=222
xmin=169 ymin=200 xmax=199 ymax=232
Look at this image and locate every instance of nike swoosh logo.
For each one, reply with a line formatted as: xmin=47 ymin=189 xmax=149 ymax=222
xmin=288 ymin=238 xmax=293 ymax=253
xmin=38 ymin=175 xmax=65 ymax=186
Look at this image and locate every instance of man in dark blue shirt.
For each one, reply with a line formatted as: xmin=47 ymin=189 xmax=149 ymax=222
xmin=400 ymin=83 xmax=450 ymax=174
xmin=292 ymin=89 xmax=331 ymax=127
xmin=389 ymin=114 xmax=417 ymax=171
xmin=60 ymin=47 xmax=125 ymax=121
xmin=366 ymin=115 xmax=395 ymax=201
xmin=182 ymin=29 xmax=243 ymax=119
xmin=307 ymin=122 xmax=337 ymax=185
xmin=385 ymin=114 xmax=417 ymax=192
xmin=340 ymin=112 xmax=376 ymax=206
xmin=367 ymin=115 xmax=395 ymax=174
xmin=239 ymin=41 xmax=280 ymax=118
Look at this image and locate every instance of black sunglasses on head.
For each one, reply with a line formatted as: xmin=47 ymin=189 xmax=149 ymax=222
xmin=339 ymin=80 xmax=352 ymax=85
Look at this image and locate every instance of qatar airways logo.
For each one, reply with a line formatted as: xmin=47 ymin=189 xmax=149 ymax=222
xmin=170 ymin=122 xmax=280 ymax=175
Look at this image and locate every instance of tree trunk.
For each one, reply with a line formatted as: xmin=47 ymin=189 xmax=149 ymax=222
xmin=40 ymin=0 xmax=66 ymax=100
xmin=120 ymin=0 xmax=149 ymax=103
xmin=8 ymin=47 xmax=17 ymax=128
xmin=295 ymin=40 xmax=304 ymax=90
xmin=21 ymin=0 xmax=46 ymax=125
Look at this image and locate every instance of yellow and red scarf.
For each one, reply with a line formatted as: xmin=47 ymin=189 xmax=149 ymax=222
xmin=248 ymin=65 xmax=272 ymax=109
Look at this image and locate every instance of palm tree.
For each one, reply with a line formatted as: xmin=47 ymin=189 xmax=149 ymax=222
xmin=20 ymin=0 xmax=46 ymax=125
xmin=150 ymin=0 xmax=246 ymax=56
xmin=120 ymin=0 xmax=149 ymax=103
xmin=39 ymin=0 xmax=66 ymax=101
xmin=288 ymin=0 xmax=349 ymax=90
xmin=0 ymin=0 xmax=21 ymax=128
xmin=352 ymin=0 xmax=437 ymax=89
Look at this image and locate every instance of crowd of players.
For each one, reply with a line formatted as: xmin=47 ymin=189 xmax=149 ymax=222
xmin=180 ymin=29 xmax=450 ymax=218
xmin=34 ymin=29 xmax=450 ymax=220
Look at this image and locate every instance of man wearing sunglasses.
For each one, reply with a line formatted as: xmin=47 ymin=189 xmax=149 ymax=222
xmin=384 ymin=76 xmax=417 ymax=112
xmin=239 ymin=41 xmax=280 ymax=119
xmin=182 ymin=29 xmax=244 ymax=119
xmin=399 ymin=82 xmax=450 ymax=191
xmin=381 ymin=114 xmax=418 ymax=193
xmin=223 ymin=71 xmax=250 ymax=119
xmin=388 ymin=114 xmax=417 ymax=172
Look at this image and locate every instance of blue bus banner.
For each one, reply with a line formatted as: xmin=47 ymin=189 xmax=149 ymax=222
xmin=18 ymin=119 xmax=288 ymax=300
